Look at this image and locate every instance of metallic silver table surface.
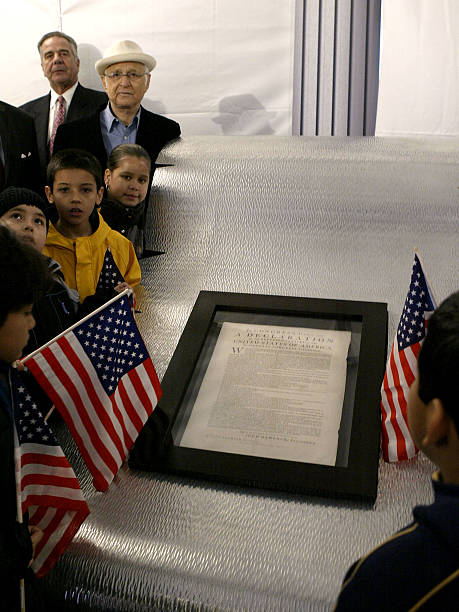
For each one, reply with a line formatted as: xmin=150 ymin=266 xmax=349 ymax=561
xmin=42 ymin=136 xmax=459 ymax=611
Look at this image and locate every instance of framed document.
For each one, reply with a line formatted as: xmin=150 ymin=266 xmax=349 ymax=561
xmin=130 ymin=292 xmax=387 ymax=502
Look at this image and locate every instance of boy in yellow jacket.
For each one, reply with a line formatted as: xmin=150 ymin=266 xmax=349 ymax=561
xmin=44 ymin=148 xmax=141 ymax=303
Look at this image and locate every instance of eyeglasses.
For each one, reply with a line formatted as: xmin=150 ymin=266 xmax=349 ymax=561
xmin=104 ymin=70 xmax=148 ymax=81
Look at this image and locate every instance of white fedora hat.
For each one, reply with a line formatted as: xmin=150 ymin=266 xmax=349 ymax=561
xmin=95 ymin=40 xmax=157 ymax=75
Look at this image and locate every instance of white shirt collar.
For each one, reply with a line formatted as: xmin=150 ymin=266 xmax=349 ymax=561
xmin=50 ymin=81 xmax=79 ymax=108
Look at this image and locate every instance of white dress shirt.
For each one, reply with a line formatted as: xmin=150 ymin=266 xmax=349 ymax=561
xmin=47 ymin=81 xmax=79 ymax=142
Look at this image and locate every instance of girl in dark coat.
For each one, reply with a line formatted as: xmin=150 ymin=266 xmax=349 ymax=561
xmin=101 ymin=144 xmax=151 ymax=258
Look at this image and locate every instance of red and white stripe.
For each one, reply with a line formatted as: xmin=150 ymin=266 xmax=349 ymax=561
xmin=380 ymin=306 xmax=434 ymax=462
xmin=20 ymin=442 xmax=89 ymax=577
xmin=380 ymin=339 xmax=420 ymax=462
xmin=26 ymin=332 xmax=161 ymax=492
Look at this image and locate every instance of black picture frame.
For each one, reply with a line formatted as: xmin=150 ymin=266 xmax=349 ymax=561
xmin=130 ymin=291 xmax=387 ymax=503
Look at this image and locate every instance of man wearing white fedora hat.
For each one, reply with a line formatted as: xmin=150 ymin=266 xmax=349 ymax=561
xmin=52 ymin=40 xmax=180 ymax=246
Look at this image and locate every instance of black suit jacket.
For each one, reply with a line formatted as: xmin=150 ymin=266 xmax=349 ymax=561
xmin=53 ymin=104 xmax=181 ymax=203
xmin=20 ymin=83 xmax=107 ymax=175
xmin=0 ymin=101 xmax=40 ymax=192
xmin=53 ymin=104 xmax=180 ymax=167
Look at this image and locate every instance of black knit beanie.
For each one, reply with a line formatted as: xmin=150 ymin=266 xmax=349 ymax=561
xmin=0 ymin=187 xmax=49 ymax=228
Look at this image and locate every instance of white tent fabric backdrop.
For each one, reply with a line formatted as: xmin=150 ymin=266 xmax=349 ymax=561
xmin=2 ymin=0 xmax=295 ymax=137
xmin=1 ymin=2 xmax=458 ymax=136
xmin=376 ymin=0 xmax=459 ymax=136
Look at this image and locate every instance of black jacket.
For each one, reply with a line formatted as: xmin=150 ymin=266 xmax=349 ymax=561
xmin=334 ymin=476 xmax=459 ymax=611
xmin=24 ymin=260 xmax=78 ymax=356
xmin=53 ymin=102 xmax=180 ymax=168
xmin=20 ymin=83 xmax=108 ymax=176
xmin=0 ymin=364 xmax=34 ymax=611
xmin=0 ymin=101 xmax=40 ymax=192
xmin=100 ymin=197 xmax=145 ymax=257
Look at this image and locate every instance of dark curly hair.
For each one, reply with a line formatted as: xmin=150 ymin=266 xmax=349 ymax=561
xmin=418 ymin=290 xmax=459 ymax=435
xmin=0 ymin=226 xmax=51 ymax=328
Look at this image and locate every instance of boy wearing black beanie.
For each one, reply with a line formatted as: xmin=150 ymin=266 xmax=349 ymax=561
xmin=0 ymin=186 xmax=78 ymax=354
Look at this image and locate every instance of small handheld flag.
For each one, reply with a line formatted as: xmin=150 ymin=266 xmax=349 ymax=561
xmin=13 ymin=369 xmax=89 ymax=577
xmin=24 ymin=292 xmax=162 ymax=491
xmin=380 ymin=253 xmax=436 ymax=462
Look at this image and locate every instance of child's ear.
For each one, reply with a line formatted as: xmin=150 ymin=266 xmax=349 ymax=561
xmin=423 ymin=399 xmax=451 ymax=447
xmin=96 ymin=185 xmax=104 ymax=206
xmin=45 ymin=185 xmax=54 ymax=204
xmin=104 ymin=168 xmax=111 ymax=189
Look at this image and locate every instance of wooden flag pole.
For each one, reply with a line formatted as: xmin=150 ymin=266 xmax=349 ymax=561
xmin=13 ymin=426 xmax=26 ymax=611
xmin=44 ymin=405 xmax=55 ymax=423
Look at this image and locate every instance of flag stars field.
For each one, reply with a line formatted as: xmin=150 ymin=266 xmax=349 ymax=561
xmin=25 ymin=292 xmax=162 ymax=491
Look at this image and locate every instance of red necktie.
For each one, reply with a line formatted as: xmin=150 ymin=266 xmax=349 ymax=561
xmin=49 ymin=96 xmax=66 ymax=156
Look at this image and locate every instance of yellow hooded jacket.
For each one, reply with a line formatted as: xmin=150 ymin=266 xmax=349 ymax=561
xmin=43 ymin=212 xmax=141 ymax=303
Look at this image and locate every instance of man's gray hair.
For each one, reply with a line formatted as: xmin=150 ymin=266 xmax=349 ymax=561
xmin=37 ymin=31 xmax=79 ymax=60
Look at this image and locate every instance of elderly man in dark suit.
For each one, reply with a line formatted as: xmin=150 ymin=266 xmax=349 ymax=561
xmin=53 ymin=40 xmax=180 ymax=192
xmin=52 ymin=40 xmax=180 ymax=256
xmin=53 ymin=39 xmax=180 ymax=169
xmin=0 ymin=101 xmax=40 ymax=192
xmin=20 ymin=31 xmax=107 ymax=175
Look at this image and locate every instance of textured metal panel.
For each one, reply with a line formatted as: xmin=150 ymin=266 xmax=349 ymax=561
xmin=292 ymin=0 xmax=306 ymax=135
xmin=302 ymin=0 xmax=320 ymax=135
xmin=317 ymin=0 xmax=336 ymax=135
xmin=348 ymin=0 xmax=368 ymax=135
xmin=364 ymin=0 xmax=382 ymax=134
xmin=293 ymin=0 xmax=381 ymax=136
xmin=333 ymin=0 xmax=351 ymax=135
xmin=40 ymin=136 xmax=459 ymax=611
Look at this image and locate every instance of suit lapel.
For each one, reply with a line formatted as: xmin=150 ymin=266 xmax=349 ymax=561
xmin=67 ymin=83 xmax=85 ymax=122
xmin=0 ymin=104 xmax=32 ymax=183
xmin=136 ymin=108 xmax=164 ymax=167
xmin=136 ymin=108 xmax=156 ymax=149
xmin=35 ymin=94 xmax=51 ymax=169
xmin=67 ymin=84 xmax=107 ymax=122
xmin=0 ymin=104 xmax=12 ymax=179
xmin=89 ymin=112 xmax=109 ymax=165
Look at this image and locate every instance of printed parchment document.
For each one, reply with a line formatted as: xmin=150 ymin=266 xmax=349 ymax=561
xmin=179 ymin=322 xmax=352 ymax=466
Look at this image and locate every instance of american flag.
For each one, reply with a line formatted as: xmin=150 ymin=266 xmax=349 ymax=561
xmin=97 ymin=247 xmax=136 ymax=311
xmin=96 ymin=247 xmax=125 ymax=292
xmin=380 ymin=253 xmax=436 ymax=462
xmin=13 ymin=369 xmax=89 ymax=577
xmin=24 ymin=293 xmax=162 ymax=491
